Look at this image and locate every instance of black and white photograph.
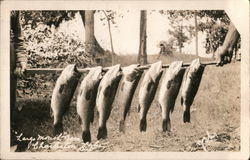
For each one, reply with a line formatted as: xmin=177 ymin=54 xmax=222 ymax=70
xmin=0 ymin=0 xmax=249 ymax=160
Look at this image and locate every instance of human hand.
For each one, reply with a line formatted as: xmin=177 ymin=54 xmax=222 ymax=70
xmin=15 ymin=62 xmax=26 ymax=77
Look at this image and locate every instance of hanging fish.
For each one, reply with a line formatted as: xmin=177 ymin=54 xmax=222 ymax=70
xmin=181 ymin=58 xmax=205 ymax=123
xmin=76 ymin=66 xmax=103 ymax=143
xmin=158 ymin=61 xmax=185 ymax=132
xmin=51 ymin=64 xmax=81 ymax=136
xmin=96 ymin=64 xmax=122 ymax=140
xmin=118 ymin=64 xmax=143 ymax=133
xmin=138 ymin=61 xmax=163 ymax=132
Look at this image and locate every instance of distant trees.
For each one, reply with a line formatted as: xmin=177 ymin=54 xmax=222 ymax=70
xmin=137 ymin=10 xmax=148 ymax=65
xmin=165 ymin=10 xmax=240 ymax=58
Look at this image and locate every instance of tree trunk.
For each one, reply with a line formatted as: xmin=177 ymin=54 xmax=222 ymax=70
xmin=179 ymin=45 xmax=182 ymax=54
xmin=194 ymin=11 xmax=198 ymax=56
xmin=79 ymin=11 xmax=105 ymax=55
xmin=215 ymin=22 xmax=240 ymax=65
xmin=102 ymin=10 xmax=115 ymax=65
xmin=137 ymin=10 xmax=147 ymax=65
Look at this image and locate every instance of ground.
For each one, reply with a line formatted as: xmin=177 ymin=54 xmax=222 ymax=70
xmin=13 ymin=54 xmax=240 ymax=152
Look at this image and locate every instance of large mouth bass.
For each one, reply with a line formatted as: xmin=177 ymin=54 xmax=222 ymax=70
xmin=51 ymin=64 xmax=81 ymax=136
xmin=158 ymin=61 xmax=185 ymax=132
xmin=96 ymin=64 xmax=122 ymax=140
xmin=76 ymin=66 xmax=103 ymax=143
xmin=181 ymin=58 xmax=205 ymax=123
xmin=138 ymin=61 xmax=163 ymax=132
xmin=118 ymin=64 xmax=143 ymax=133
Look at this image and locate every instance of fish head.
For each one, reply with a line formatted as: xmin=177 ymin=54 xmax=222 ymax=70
xmin=148 ymin=61 xmax=162 ymax=82
xmin=167 ymin=61 xmax=184 ymax=77
xmin=102 ymin=64 xmax=122 ymax=84
xmin=122 ymin=64 xmax=143 ymax=82
xmin=189 ymin=59 xmax=202 ymax=73
xmin=109 ymin=64 xmax=122 ymax=78
xmin=88 ymin=66 xmax=103 ymax=83
xmin=61 ymin=64 xmax=80 ymax=80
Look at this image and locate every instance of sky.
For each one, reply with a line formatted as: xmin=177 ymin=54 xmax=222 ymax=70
xmin=58 ymin=11 xmax=211 ymax=58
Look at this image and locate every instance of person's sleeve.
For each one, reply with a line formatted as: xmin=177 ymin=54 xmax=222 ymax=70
xmin=12 ymin=11 xmax=28 ymax=64
xmin=15 ymin=36 xmax=27 ymax=64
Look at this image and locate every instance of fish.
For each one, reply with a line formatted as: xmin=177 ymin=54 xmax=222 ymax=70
xmin=118 ymin=64 xmax=143 ymax=133
xmin=76 ymin=66 xmax=103 ymax=143
xmin=96 ymin=64 xmax=122 ymax=140
xmin=51 ymin=64 xmax=81 ymax=136
xmin=138 ymin=61 xmax=163 ymax=132
xmin=158 ymin=61 xmax=185 ymax=132
xmin=181 ymin=58 xmax=205 ymax=123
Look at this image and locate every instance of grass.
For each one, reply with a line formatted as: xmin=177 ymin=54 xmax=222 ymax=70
xmin=14 ymin=54 xmax=240 ymax=152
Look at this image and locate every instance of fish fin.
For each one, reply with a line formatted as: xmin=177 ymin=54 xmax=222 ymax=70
xmin=50 ymin=107 xmax=53 ymax=118
xmin=97 ymin=126 xmax=107 ymax=140
xmin=79 ymin=90 xmax=83 ymax=96
xmin=78 ymin=116 xmax=82 ymax=125
xmin=104 ymin=85 xmax=111 ymax=97
xmin=121 ymin=82 xmax=125 ymax=91
xmin=85 ymin=88 xmax=92 ymax=100
xmin=82 ymin=130 xmax=91 ymax=143
xmin=127 ymin=109 xmax=130 ymax=116
xmin=167 ymin=80 xmax=173 ymax=89
xmin=181 ymin=97 xmax=184 ymax=106
xmin=53 ymin=123 xmax=63 ymax=136
xmin=119 ymin=120 xmax=125 ymax=133
xmin=157 ymin=101 xmax=162 ymax=112
xmin=59 ymin=84 xmax=65 ymax=94
xmin=183 ymin=110 xmax=191 ymax=123
xmin=139 ymin=119 xmax=147 ymax=132
xmin=97 ymin=86 xmax=102 ymax=99
xmin=137 ymin=104 xmax=140 ymax=113
xmin=147 ymin=81 xmax=154 ymax=92
xmin=162 ymin=119 xmax=171 ymax=132
xmin=106 ymin=107 xmax=112 ymax=120
xmin=126 ymin=73 xmax=136 ymax=82
xmin=90 ymin=108 xmax=94 ymax=123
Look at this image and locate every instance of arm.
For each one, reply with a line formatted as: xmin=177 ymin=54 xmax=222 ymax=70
xmin=11 ymin=11 xmax=27 ymax=75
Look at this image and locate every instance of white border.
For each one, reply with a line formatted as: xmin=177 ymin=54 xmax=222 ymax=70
xmin=0 ymin=0 xmax=249 ymax=159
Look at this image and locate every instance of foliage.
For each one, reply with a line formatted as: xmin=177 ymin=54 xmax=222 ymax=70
xmin=157 ymin=38 xmax=176 ymax=55
xmin=20 ymin=11 xmax=77 ymax=28
xmin=22 ymin=23 xmax=91 ymax=68
xmin=161 ymin=10 xmax=239 ymax=54
xmin=167 ymin=11 xmax=191 ymax=53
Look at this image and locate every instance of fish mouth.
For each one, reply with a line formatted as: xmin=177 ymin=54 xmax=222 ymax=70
xmin=169 ymin=61 xmax=183 ymax=75
xmin=153 ymin=61 xmax=163 ymax=73
xmin=90 ymin=66 xmax=103 ymax=80
xmin=189 ymin=58 xmax=201 ymax=72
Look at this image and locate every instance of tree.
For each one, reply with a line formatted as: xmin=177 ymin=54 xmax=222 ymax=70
xmin=194 ymin=11 xmax=198 ymax=56
xmin=168 ymin=19 xmax=189 ymax=54
xmin=137 ymin=10 xmax=147 ymax=65
xmin=165 ymin=10 xmax=240 ymax=58
xmin=84 ymin=11 xmax=96 ymax=63
xmin=21 ymin=11 xmax=105 ymax=58
xmin=99 ymin=10 xmax=116 ymax=65
xmin=79 ymin=11 xmax=105 ymax=55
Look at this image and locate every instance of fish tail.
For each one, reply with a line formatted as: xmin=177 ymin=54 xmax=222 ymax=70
xmin=183 ymin=110 xmax=191 ymax=123
xmin=162 ymin=118 xmax=171 ymax=132
xmin=53 ymin=122 xmax=63 ymax=136
xmin=97 ymin=126 xmax=107 ymax=140
xmin=119 ymin=120 xmax=125 ymax=133
xmin=82 ymin=130 xmax=91 ymax=143
xmin=139 ymin=119 xmax=147 ymax=132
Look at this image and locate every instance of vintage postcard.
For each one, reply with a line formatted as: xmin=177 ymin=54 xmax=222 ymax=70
xmin=0 ymin=0 xmax=249 ymax=159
